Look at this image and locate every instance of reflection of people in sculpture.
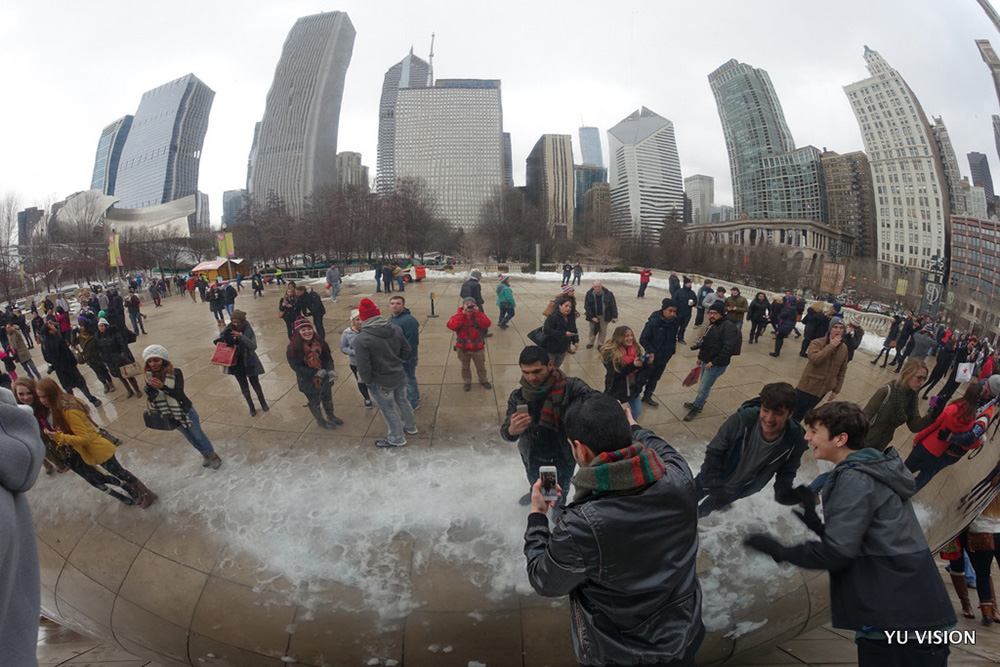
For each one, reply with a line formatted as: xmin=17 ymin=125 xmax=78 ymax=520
xmin=965 ymin=496 xmax=1000 ymax=626
xmin=745 ymin=402 xmax=956 ymax=666
xmin=906 ymin=383 xmax=984 ymax=493
xmin=695 ymin=382 xmax=808 ymax=518
xmin=524 ymin=394 xmax=704 ymax=665
xmin=861 ymin=360 xmax=936 ymax=450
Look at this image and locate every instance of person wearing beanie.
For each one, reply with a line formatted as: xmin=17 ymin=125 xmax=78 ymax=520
xmin=71 ymin=319 xmax=114 ymax=393
xmin=339 ymin=308 xmax=373 ymax=409
xmin=214 ymin=310 xmax=269 ymax=416
xmin=673 ymin=278 xmax=698 ymax=344
xmin=287 ymin=317 xmax=343 ymax=430
xmin=142 ymin=345 xmax=223 ymax=469
xmin=639 ymin=298 xmax=680 ymax=407
xmin=278 ymin=285 xmax=301 ymax=339
xmin=460 ymin=271 xmax=488 ymax=332
xmin=123 ymin=289 xmax=147 ymax=336
xmin=791 ymin=318 xmax=850 ymax=421
xmin=96 ymin=317 xmax=141 ymax=399
xmin=495 ymin=274 xmax=516 ymax=329
xmin=0 ymin=400 xmax=45 ymax=663
xmin=40 ymin=318 xmax=103 ymax=406
xmin=352 ymin=298 xmax=417 ymax=447
xmin=542 ymin=285 xmax=579 ymax=320
xmin=449 ymin=297 xmax=494 ymax=387
xmin=295 ymin=283 xmax=327 ymax=341
xmin=682 ymin=299 xmax=740 ymax=422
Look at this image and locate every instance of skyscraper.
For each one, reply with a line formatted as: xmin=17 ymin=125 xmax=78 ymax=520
xmin=376 ymin=49 xmax=431 ymax=194
xmin=684 ymin=175 xmax=714 ymax=225
xmin=574 ymin=165 xmax=607 ymax=230
xmin=250 ymin=11 xmax=356 ymax=216
xmin=968 ymin=152 xmax=996 ymax=207
xmin=579 ymin=126 xmax=603 ymax=167
xmin=336 ymin=152 xmax=369 ymax=191
xmin=932 ymin=118 xmax=967 ymax=217
xmin=844 ymin=46 xmax=950 ymax=285
xmin=113 ymin=74 xmax=214 ymax=212
xmin=994 ymin=115 xmax=1000 ymax=168
xmin=393 ymin=79 xmax=504 ymax=231
xmin=821 ymin=151 xmax=877 ymax=258
xmin=607 ymin=107 xmax=683 ymax=242
xmin=90 ymin=115 xmax=133 ymax=196
xmin=526 ymin=134 xmax=575 ymax=238
xmin=222 ymin=190 xmax=246 ymax=227
xmin=709 ymin=58 xmax=824 ymax=222
xmin=503 ymin=132 xmax=514 ymax=188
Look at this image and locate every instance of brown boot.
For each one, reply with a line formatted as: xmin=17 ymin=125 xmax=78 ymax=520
xmin=991 ymin=577 xmax=1000 ymax=623
xmin=981 ymin=603 xmax=994 ymax=625
xmin=129 ymin=480 xmax=158 ymax=509
xmin=951 ymin=573 xmax=976 ymax=619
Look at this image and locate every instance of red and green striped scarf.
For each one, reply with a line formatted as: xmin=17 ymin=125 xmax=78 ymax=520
xmin=520 ymin=368 xmax=567 ymax=431
xmin=572 ymin=442 xmax=667 ymax=502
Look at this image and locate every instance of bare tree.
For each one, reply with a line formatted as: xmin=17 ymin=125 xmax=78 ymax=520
xmin=0 ymin=192 xmax=22 ymax=303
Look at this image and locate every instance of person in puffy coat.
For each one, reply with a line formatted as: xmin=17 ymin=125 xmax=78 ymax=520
xmin=339 ymin=309 xmax=373 ymax=409
xmin=97 ymin=318 xmax=141 ymax=398
xmin=906 ymin=382 xmax=983 ymax=492
xmin=541 ymin=298 xmax=577 ymax=370
xmin=747 ymin=292 xmax=770 ymax=344
xmin=599 ymin=326 xmax=651 ymax=418
xmin=769 ymin=297 xmax=798 ymax=357
xmin=287 ymin=317 xmax=341 ymax=430
xmin=447 ymin=297 xmax=493 ymax=389
xmin=799 ymin=302 xmax=829 ymax=358
xmin=214 ymin=310 xmax=268 ymax=416
xmin=495 ymin=274 xmax=516 ymax=329
xmin=40 ymin=320 xmax=102 ymax=406
xmin=792 ymin=317 xmax=850 ymax=421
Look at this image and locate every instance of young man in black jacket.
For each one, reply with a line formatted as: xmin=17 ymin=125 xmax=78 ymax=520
xmin=745 ymin=401 xmax=955 ymax=667
xmin=683 ymin=301 xmax=740 ymax=422
xmin=295 ymin=284 xmax=327 ymax=341
xmin=695 ymin=382 xmax=808 ymax=517
xmin=501 ymin=346 xmax=598 ymax=506
xmin=639 ymin=298 xmax=679 ymax=407
xmin=583 ymin=281 xmax=618 ymax=349
xmin=524 ymin=393 xmax=704 ymax=666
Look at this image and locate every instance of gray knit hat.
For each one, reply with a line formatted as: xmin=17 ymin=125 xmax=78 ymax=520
xmin=142 ymin=344 xmax=169 ymax=362
xmin=470 ymin=270 xmax=482 ymax=279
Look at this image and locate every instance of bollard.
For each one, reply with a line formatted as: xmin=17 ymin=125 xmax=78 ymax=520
xmin=428 ymin=292 xmax=440 ymax=318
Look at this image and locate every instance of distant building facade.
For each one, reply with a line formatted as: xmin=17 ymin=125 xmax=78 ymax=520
xmin=376 ymin=49 xmax=431 ymax=194
xmin=932 ymin=118 xmax=968 ymax=216
xmin=90 ymin=115 xmax=133 ymax=196
xmin=17 ymin=207 xmax=43 ymax=246
xmin=579 ymin=126 xmax=603 ymax=167
xmin=250 ymin=11 xmax=356 ymax=216
xmin=821 ymin=151 xmax=877 ymax=258
xmin=968 ymin=151 xmax=996 ymax=210
xmin=393 ymin=79 xmax=504 ymax=232
xmin=336 ymin=152 xmax=369 ymax=191
xmin=222 ymin=190 xmax=247 ymax=227
xmin=503 ymin=132 xmax=514 ymax=188
xmin=607 ymin=107 xmax=683 ymax=242
xmin=583 ymin=181 xmax=611 ymax=236
xmin=684 ymin=175 xmax=714 ymax=225
xmin=525 ymin=135 xmax=575 ymax=238
xmin=573 ymin=165 xmax=607 ymax=231
xmin=949 ymin=215 xmax=1000 ymax=336
xmin=844 ymin=46 xmax=950 ymax=293
xmin=711 ymin=204 xmax=735 ymax=223
xmin=113 ymin=74 xmax=214 ymax=216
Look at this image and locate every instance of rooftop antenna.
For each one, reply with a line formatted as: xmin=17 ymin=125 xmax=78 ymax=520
xmin=428 ymin=33 xmax=435 ymax=86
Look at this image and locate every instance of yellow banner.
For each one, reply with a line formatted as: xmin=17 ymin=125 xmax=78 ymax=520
xmin=108 ymin=234 xmax=123 ymax=267
xmin=216 ymin=232 xmax=235 ymax=258
xmin=895 ymin=278 xmax=908 ymax=297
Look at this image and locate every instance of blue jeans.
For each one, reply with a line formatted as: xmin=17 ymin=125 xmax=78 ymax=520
xmin=403 ymin=353 xmax=420 ymax=408
xmin=627 ymin=395 xmax=642 ymax=419
xmin=498 ymin=305 xmax=514 ymax=326
xmin=368 ymin=380 xmax=416 ymax=445
xmin=330 ymin=283 xmax=340 ymax=301
xmin=177 ymin=408 xmax=215 ymax=454
xmin=692 ymin=364 xmax=727 ymax=409
xmin=396 ymin=276 xmax=405 ymax=291
xmin=225 ymin=304 xmax=234 ymax=315
xmin=21 ymin=359 xmax=42 ymax=379
xmin=129 ymin=311 xmax=146 ymax=334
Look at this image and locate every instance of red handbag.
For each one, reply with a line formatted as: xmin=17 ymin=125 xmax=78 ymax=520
xmin=682 ymin=364 xmax=702 ymax=387
xmin=211 ymin=343 xmax=237 ymax=367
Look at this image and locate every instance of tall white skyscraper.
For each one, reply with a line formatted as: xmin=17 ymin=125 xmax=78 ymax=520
xmin=684 ymin=175 xmax=714 ymax=225
xmin=526 ymin=134 xmax=575 ymax=238
xmin=377 ymin=49 xmax=431 ymax=194
xmin=607 ymin=107 xmax=683 ymax=242
xmin=844 ymin=46 xmax=950 ymax=286
xmin=393 ymin=79 xmax=504 ymax=231
xmin=250 ymin=12 xmax=356 ymax=216
xmin=579 ymin=126 xmax=603 ymax=167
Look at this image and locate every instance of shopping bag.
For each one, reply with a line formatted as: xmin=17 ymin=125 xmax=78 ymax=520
xmin=211 ymin=342 xmax=237 ymax=367
xmin=119 ymin=361 xmax=143 ymax=378
xmin=956 ymin=362 xmax=975 ymax=384
xmin=681 ymin=364 xmax=702 ymax=387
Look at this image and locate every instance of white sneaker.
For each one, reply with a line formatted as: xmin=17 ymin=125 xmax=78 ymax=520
xmin=404 ymin=426 xmax=418 ymax=435
xmin=376 ymin=439 xmax=406 ymax=448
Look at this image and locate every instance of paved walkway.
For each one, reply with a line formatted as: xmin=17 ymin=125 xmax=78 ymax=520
xmin=32 ymin=271 xmax=1000 ymax=665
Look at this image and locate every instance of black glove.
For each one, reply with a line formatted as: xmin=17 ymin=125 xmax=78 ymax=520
xmin=793 ymin=484 xmax=816 ymax=508
xmin=744 ymin=533 xmax=788 ymax=563
xmin=792 ymin=505 xmax=825 ymax=537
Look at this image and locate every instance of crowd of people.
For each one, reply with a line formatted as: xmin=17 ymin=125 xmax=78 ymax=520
xmin=5 ymin=264 xmax=1000 ymax=667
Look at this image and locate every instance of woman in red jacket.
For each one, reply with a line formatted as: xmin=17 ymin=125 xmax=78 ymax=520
xmin=447 ymin=297 xmax=492 ymax=391
xmin=906 ymin=382 xmax=982 ymax=492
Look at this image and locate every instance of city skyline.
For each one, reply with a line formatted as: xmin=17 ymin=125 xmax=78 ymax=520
xmin=3 ymin=0 xmax=1000 ymax=226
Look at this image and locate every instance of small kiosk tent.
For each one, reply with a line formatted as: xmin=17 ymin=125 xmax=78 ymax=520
xmin=190 ymin=258 xmax=247 ymax=282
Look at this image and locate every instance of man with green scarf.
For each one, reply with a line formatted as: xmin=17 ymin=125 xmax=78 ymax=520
xmin=524 ymin=393 xmax=704 ymax=666
xmin=501 ymin=346 xmax=598 ymax=507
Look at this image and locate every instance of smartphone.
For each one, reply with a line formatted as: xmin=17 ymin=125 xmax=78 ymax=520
xmin=515 ymin=404 xmax=529 ymax=415
xmin=539 ymin=466 xmax=558 ymax=502
xmin=145 ymin=371 xmax=153 ymax=381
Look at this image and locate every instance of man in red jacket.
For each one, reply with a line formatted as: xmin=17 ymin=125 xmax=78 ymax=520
xmin=447 ymin=297 xmax=492 ymax=391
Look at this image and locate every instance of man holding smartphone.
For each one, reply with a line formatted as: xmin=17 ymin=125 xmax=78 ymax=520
xmin=524 ymin=393 xmax=704 ymax=666
xmin=501 ymin=346 xmax=599 ymax=507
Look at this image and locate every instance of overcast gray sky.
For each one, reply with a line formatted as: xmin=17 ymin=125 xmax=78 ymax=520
xmin=2 ymin=0 xmax=999 ymax=225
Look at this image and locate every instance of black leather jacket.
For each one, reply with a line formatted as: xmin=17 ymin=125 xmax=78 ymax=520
xmin=524 ymin=426 xmax=703 ymax=665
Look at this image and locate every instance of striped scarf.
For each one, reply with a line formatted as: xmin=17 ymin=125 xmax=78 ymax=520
xmin=149 ymin=374 xmax=191 ymax=427
xmin=572 ymin=442 xmax=666 ymax=502
xmin=302 ymin=338 xmax=325 ymax=388
xmin=520 ymin=368 xmax=567 ymax=431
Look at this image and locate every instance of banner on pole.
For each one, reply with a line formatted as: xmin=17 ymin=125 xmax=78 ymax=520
xmin=108 ymin=234 xmax=123 ymax=267
xmin=217 ymin=232 xmax=235 ymax=258
xmin=819 ymin=262 xmax=846 ymax=295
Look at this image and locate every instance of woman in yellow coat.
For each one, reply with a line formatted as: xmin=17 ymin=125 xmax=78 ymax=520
xmin=35 ymin=378 xmax=157 ymax=508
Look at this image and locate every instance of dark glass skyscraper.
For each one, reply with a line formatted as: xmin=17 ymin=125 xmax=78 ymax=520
xmin=968 ymin=151 xmax=996 ymax=206
xmin=578 ymin=126 xmax=603 ymax=167
xmin=377 ymin=49 xmax=431 ymax=194
xmin=250 ymin=11 xmax=356 ymax=215
xmin=90 ymin=115 xmax=133 ymax=196
xmin=114 ymin=74 xmax=214 ymax=210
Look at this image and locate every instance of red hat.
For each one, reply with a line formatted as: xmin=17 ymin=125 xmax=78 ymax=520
xmin=358 ymin=298 xmax=380 ymax=321
xmin=293 ymin=316 xmax=313 ymax=332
